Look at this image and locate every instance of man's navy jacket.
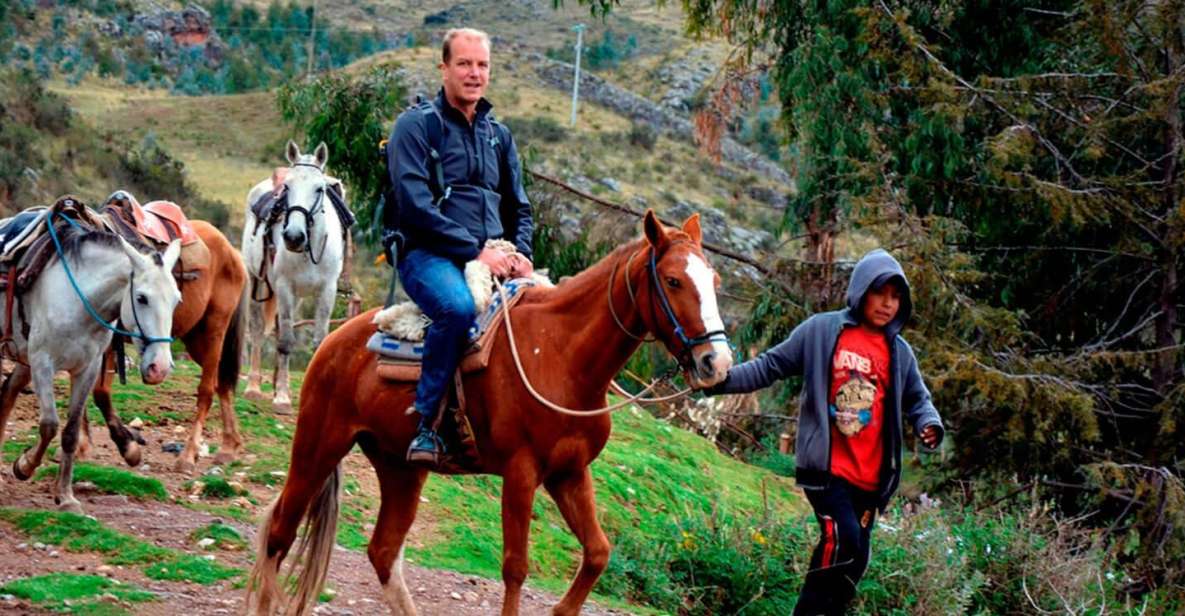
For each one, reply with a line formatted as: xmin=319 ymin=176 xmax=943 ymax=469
xmin=386 ymin=90 xmax=533 ymax=263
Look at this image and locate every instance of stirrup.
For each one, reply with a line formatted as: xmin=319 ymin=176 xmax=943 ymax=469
xmin=406 ymin=430 xmax=444 ymax=466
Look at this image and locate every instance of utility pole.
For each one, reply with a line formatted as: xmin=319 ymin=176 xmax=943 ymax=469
xmin=570 ymin=23 xmax=585 ymax=127
xmin=305 ymin=0 xmax=317 ymax=80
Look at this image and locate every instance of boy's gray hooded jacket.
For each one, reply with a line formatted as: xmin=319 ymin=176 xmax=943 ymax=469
xmin=715 ymin=249 xmax=944 ymax=509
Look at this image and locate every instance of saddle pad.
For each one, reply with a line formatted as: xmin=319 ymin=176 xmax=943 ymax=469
xmin=365 ymin=332 xmax=425 ymax=361
xmin=178 ymin=235 xmax=211 ymax=274
xmin=375 ymin=347 xmax=492 ymax=382
xmin=374 ymin=279 xmax=537 ymax=383
xmin=143 ymin=201 xmax=201 ymax=246
xmin=0 ymin=208 xmax=48 ymax=263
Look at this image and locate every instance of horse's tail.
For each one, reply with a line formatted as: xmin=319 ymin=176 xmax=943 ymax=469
xmin=288 ymin=464 xmax=341 ymax=615
xmin=218 ymin=283 xmax=247 ymax=394
xmin=245 ymin=464 xmax=342 ymax=616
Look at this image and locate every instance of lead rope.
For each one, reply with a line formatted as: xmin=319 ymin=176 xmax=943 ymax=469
xmin=495 ymin=280 xmax=691 ymax=416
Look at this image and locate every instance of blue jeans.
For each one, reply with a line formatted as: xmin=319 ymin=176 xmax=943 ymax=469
xmin=397 ymin=249 xmax=476 ymax=419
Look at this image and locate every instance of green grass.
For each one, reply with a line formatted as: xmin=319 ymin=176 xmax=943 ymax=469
xmin=193 ymin=475 xmax=247 ymax=499
xmin=190 ymin=522 xmax=247 ymax=551
xmin=33 ymin=463 xmax=169 ymax=501
xmin=19 ymin=352 xmax=798 ymax=613
xmin=400 ymin=404 xmax=801 ymax=608
xmin=143 ymin=555 xmax=240 ymax=583
xmin=0 ymin=508 xmax=242 ymax=584
xmin=0 ymin=572 xmax=154 ymax=614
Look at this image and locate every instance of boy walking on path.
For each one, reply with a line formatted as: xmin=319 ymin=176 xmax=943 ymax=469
xmin=707 ymin=248 xmax=945 ymax=615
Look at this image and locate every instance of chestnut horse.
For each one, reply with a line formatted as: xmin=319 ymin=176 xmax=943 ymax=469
xmin=80 ymin=216 xmax=248 ymax=473
xmin=246 ymin=212 xmax=733 ymax=616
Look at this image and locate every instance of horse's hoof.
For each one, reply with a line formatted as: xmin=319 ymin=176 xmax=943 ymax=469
xmin=57 ymin=498 xmax=83 ymax=515
xmin=243 ymin=386 xmax=265 ymax=401
xmin=213 ymin=450 xmax=237 ymax=466
xmin=272 ymin=400 xmax=293 ymax=415
xmin=174 ymin=458 xmax=197 ymax=475
xmin=123 ymin=441 xmax=143 ymax=467
xmin=12 ymin=456 xmax=31 ymax=481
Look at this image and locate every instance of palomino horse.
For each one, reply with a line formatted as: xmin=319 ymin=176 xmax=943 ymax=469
xmin=241 ymin=141 xmax=349 ymax=414
xmin=0 ymin=211 xmax=181 ymax=513
xmin=246 ymin=212 xmax=733 ymax=616
xmin=79 ymin=192 xmax=249 ymax=473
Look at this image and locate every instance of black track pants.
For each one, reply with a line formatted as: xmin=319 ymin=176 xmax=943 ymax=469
xmin=793 ymin=477 xmax=879 ymax=616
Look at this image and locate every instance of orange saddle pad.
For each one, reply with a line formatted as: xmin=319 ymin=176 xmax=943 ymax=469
xmin=141 ymin=200 xmax=200 ymax=246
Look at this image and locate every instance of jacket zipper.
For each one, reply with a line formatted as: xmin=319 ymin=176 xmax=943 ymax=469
xmin=822 ymin=322 xmax=842 ymax=480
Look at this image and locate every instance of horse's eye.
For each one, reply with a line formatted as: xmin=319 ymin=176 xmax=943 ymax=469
xmin=665 ymin=277 xmax=680 ymax=289
xmin=136 ymin=294 xmax=148 ymax=305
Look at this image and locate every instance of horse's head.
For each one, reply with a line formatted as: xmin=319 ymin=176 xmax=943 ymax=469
xmin=639 ymin=210 xmax=733 ymax=389
xmin=116 ymin=236 xmax=182 ymax=385
xmin=280 ymin=140 xmax=330 ymax=253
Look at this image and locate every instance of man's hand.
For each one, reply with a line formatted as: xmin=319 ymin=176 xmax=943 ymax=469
xmin=507 ymin=253 xmax=533 ymax=278
xmin=477 ymin=247 xmax=513 ymax=278
xmin=921 ymin=425 xmax=941 ymax=449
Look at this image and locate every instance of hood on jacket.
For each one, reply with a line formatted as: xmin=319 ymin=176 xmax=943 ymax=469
xmin=845 ymin=248 xmax=913 ymax=337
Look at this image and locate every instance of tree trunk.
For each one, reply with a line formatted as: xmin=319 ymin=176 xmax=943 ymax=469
xmin=803 ymin=206 xmax=837 ymax=307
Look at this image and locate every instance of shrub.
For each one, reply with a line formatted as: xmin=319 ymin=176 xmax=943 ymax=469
xmin=503 ymin=115 xmax=568 ymax=145
xmin=628 ymin=121 xmax=657 ymax=150
xmin=749 ymin=433 xmax=795 ymax=478
xmin=602 ymin=511 xmax=808 ymax=615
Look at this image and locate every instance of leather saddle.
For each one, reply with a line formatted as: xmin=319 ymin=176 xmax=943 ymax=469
xmin=102 ymin=190 xmax=201 ymax=247
xmin=370 ymin=280 xmax=536 ymax=382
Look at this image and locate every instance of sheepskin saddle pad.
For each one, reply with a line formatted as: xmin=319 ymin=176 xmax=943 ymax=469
xmin=368 ymin=240 xmax=552 ymax=382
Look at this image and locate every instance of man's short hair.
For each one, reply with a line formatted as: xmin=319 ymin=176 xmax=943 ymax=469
xmin=442 ymin=28 xmax=491 ymax=63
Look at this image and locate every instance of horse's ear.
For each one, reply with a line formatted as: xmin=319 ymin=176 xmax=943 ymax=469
xmin=115 ymin=234 xmax=150 ymax=271
xmin=313 ymin=142 xmax=329 ymax=170
xmin=161 ymin=239 xmax=182 ymax=272
xmin=682 ymin=213 xmax=702 ymax=245
xmin=643 ymin=209 xmax=668 ymax=250
xmin=286 ymin=140 xmax=300 ymax=165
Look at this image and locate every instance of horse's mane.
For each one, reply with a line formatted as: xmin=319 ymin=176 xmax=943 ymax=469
xmin=54 ymin=223 xmax=161 ymax=267
xmin=525 ymin=227 xmax=697 ymax=309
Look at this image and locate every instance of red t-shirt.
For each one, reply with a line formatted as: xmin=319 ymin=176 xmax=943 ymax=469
xmin=828 ymin=326 xmax=890 ymax=492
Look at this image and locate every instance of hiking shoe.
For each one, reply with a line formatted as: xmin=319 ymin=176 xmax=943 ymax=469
xmin=407 ymin=428 xmax=444 ymax=465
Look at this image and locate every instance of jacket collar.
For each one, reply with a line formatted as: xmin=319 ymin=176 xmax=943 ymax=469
xmin=436 ymin=88 xmax=493 ymax=124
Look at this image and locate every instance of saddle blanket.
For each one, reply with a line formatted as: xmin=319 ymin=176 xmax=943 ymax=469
xmin=366 ymin=277 xmax=539 ymax=363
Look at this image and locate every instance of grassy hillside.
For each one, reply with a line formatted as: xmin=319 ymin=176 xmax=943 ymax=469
xmin=0 ymin=355 xmax=801 ymax=614
xmin=0 ymin=356 xmax=1155 ymax=615
xmin=48 ymin=77 xmax=286 ymax=228
xmin=51 ymin=42 xmax=784 ymax=232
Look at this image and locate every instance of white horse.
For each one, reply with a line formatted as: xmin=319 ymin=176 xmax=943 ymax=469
xmin=0 ymin=216 xmax=181 ymax=513
xmin=242 ymin=141 xmax=348 ymax=414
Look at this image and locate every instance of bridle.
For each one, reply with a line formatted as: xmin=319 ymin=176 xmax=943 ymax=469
xmin=608 ymin=241 xmax=730 ymax=371
xmin=46 ymin=211 xmax=175 ymax=349
xmin=280 ymin=162 xmax=329 ymax=265
xmin=497 ymin=240 xmax=732 ymax=417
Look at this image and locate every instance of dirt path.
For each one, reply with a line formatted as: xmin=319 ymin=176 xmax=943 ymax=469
xmin=0 ymin=387 xmax=637 ymax=616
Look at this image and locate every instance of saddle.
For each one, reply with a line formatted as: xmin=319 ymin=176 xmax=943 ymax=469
xmin=250 ymin=168 xmax=356 ymax=235
xmin=100 ymin=191 xmax=209 ymax=281
xmin=368 ymin=278 xmax=539 ymax=473
xmin=368 ymin=277 xmax=538 ymax=381
xmin=0 ymin=196 xmax=107 ymax=355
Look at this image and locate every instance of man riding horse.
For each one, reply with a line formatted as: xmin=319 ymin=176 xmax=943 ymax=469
xmin=384 ymin=27 xmax=534 ymax=464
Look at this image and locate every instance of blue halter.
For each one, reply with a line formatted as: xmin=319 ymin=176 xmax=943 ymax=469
xmin=47 ymin=211 xmax=175 ymax=347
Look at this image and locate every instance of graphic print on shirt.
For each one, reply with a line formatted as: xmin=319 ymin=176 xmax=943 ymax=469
xmin=831 ymin=369 xmax=877 ymax=436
